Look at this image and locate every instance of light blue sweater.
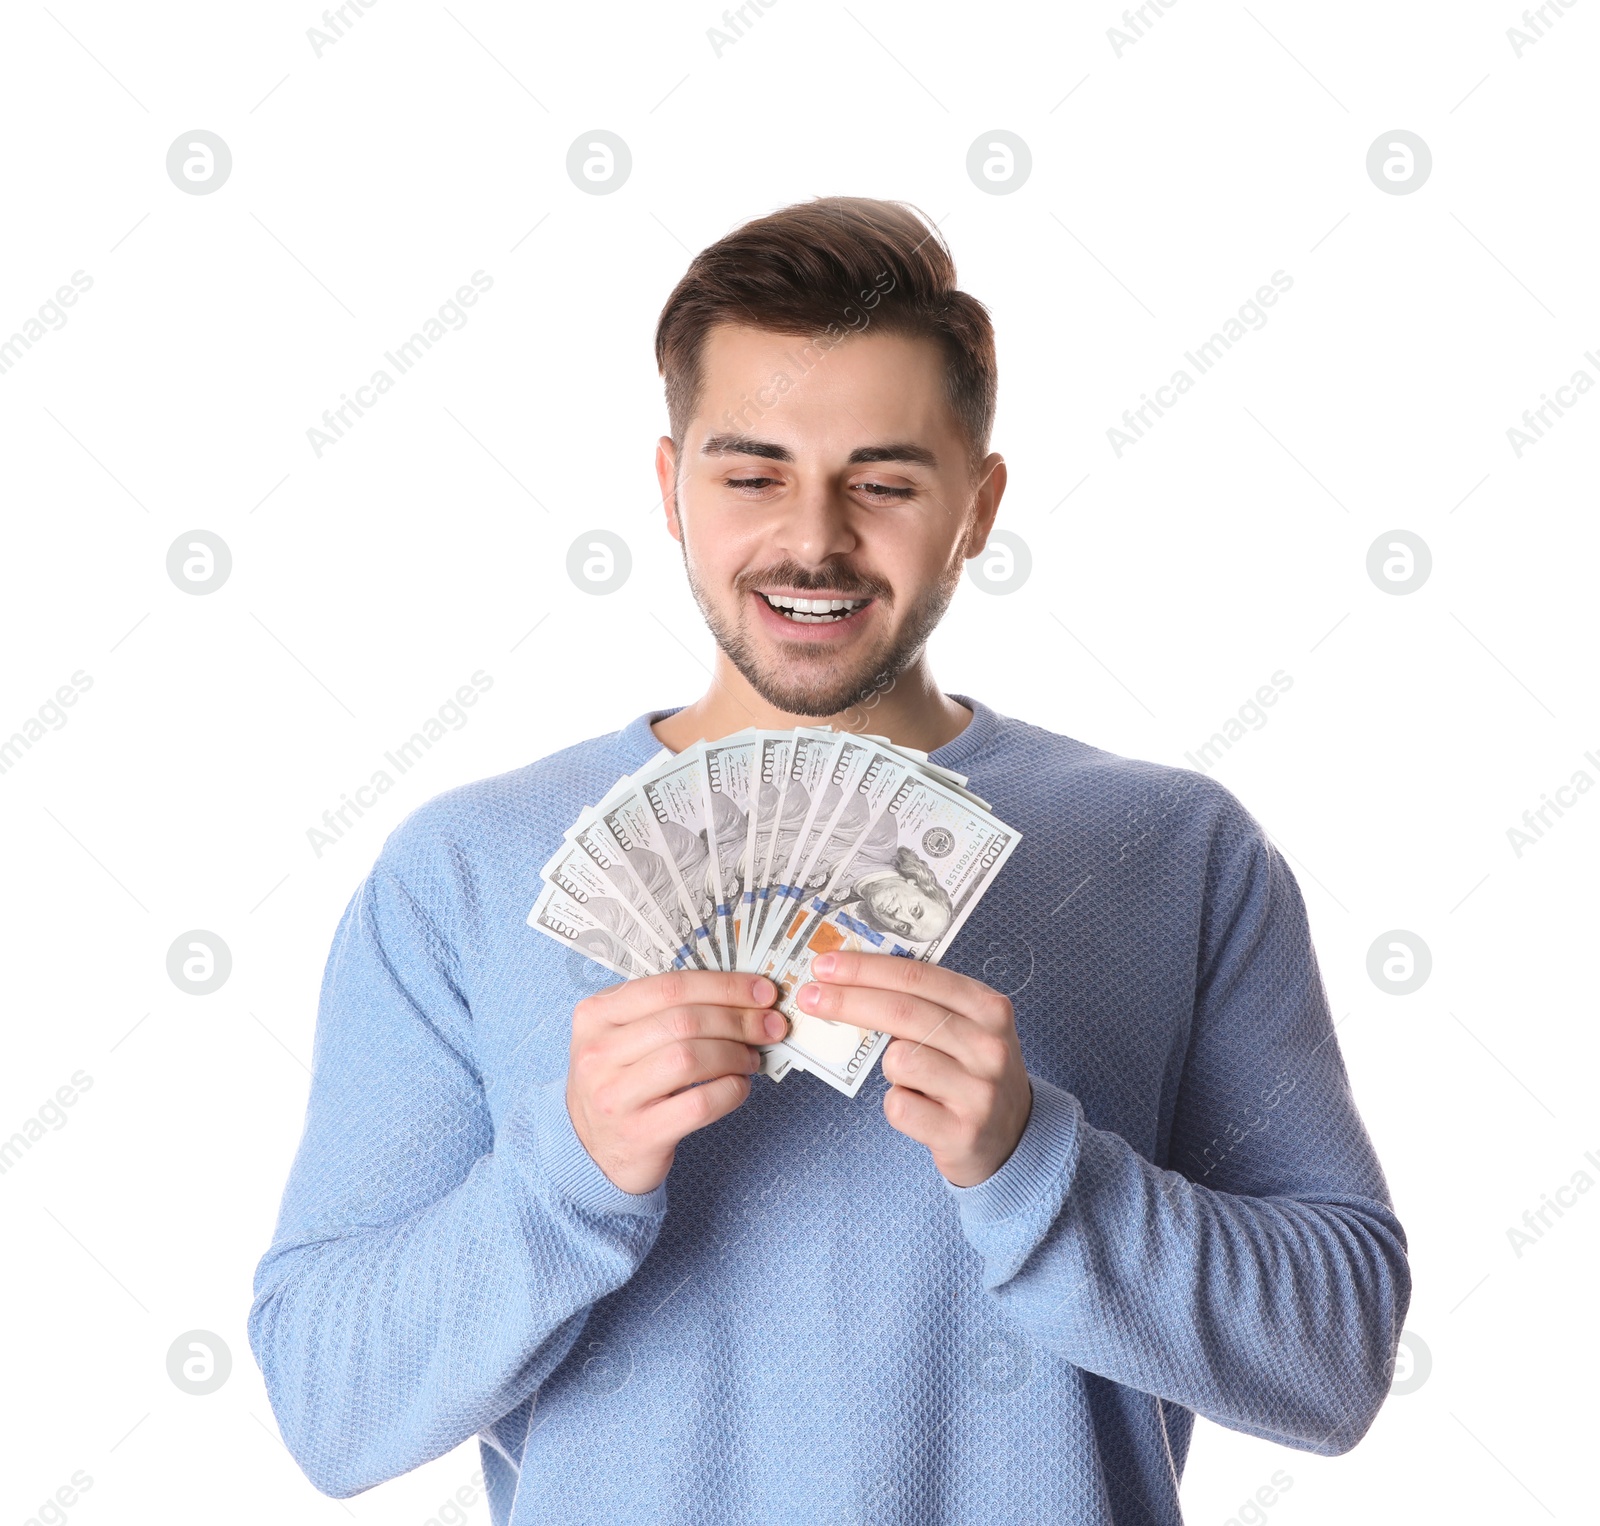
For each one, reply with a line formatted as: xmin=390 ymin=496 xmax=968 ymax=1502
xmin=249 ymin=698 xmax=1409 ymax=1524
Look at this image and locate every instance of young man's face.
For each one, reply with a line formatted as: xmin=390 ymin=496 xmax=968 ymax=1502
xmin=657 ymin=322 xmax=1004 ymax=718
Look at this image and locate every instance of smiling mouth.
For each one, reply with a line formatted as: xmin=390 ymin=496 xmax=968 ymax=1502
xmin=756 ymin=591 xmax=874 ymax=624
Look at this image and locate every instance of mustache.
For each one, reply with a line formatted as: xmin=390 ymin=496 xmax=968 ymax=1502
xmin=735 ymin=562 xmax=893 ymax=601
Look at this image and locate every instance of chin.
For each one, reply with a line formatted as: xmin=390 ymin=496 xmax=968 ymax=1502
xmin=740 ymin=648 xmax=895 ymax=717
xmin=747 ymin=676 xmax=874 ymax=719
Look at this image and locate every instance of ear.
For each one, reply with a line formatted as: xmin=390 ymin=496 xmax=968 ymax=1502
xmin=656 ymin=436 xmax=683 ymax=542
xmin=961 ymin=453 xmax=1007 ymax=559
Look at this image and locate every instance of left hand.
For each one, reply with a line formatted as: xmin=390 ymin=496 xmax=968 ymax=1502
xmin=797 ymin=952 xmax=1033 ymax=1187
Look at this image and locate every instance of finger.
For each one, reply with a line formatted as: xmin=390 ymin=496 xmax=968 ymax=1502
xmin=808 ymin=951 xmax=1008 ymax=1028
xmin=880 ymin=1035 xmax=973 ymax=1104
xmin=613 ymin=1037 xmax=764 ymax=1111
xmin=588 ymin=969 xmax=776 ymax=1025
xmin=611 ymin=1003 xmax=789 ymax=1065
xmin=795 ymin=981 xmax=1005 ymax=1077
xmin=643 ymin=1071 xmax=752 ymax=1141
xmin=882 ymin=1081 xmax=950 ymax=1148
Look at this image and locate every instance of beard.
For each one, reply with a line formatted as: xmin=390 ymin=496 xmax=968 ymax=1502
xmin=681 ymin=544 xmax=966 ymax=718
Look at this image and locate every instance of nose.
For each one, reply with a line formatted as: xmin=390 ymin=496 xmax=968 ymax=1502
xmin=771 ymin=473 xmax=859 ymax=568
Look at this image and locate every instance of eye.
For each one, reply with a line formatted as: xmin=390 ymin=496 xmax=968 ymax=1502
xmin=726 ymin=475 xmax=780 ymax=491
xmin=855 ymin=481 xmax=915 ymax=500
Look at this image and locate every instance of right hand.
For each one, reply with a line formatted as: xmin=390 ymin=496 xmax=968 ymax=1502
xmin=566 ymin=970 xmax=788 ymax=1194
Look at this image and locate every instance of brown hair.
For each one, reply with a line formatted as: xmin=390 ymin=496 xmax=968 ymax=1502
xmin=654 ymin=196 xmax=996 ymax=470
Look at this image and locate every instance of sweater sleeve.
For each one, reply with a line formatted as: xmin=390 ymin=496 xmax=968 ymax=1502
xmin=945 ymin=800 xmax=1411 ymax=1455
xmin=247 ymin=854 xmax=666 ymax=1498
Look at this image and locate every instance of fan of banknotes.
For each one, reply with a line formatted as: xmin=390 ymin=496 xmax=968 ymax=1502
xmin=528 ymin=728 xmax=1021 ymax=1098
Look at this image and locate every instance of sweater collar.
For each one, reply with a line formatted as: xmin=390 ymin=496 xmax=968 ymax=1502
xmin=615 ymin=693 xmax=1002 ymax=775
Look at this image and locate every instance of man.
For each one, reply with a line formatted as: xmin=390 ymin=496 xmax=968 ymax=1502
xmin=250 ymin=197 xmax=1409 ymax=1523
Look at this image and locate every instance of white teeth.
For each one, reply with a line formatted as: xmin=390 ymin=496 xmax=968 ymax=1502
xmin=762 ymin=592 xmax=868 ymax=618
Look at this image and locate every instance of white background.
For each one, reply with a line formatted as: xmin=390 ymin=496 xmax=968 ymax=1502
xmin=1 ymin=1 xmax=1595 ymax=1521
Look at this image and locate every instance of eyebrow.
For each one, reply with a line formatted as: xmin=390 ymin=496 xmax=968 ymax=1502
xmin=699 ymin=434 xmax=938 ymax=469
xmin=849 ymin=443 xmax=938 ymax=468
xmin=701 ymin=434 xmax=792 ymax=461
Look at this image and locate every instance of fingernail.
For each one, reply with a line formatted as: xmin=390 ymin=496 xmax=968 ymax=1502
xmin=797 ymin=983 xmax=819 ymax=1009
xmin=763 ymin=1011 xmax=787 ymax=1040
xmin=751 ymin=977 xmax=775 ymax=1003
xmin=812 ymin=953 xmax=836 ymax=976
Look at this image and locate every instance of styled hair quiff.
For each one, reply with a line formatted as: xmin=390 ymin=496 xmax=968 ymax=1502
xmin=654 ymin=196 xmax=997 ymax=469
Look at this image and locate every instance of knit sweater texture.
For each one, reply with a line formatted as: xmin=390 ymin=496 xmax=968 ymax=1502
xmin=248 ymin=696 xmax=1410 ymax=1524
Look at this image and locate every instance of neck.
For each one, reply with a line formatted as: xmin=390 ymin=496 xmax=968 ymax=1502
xmin=651 ymin=648 xmax=972 ymax=755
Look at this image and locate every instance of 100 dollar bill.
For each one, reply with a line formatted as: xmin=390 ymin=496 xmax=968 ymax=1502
xmin=528 ymin=727 xmax=1017 ymax=1099
xmin=756 ymin=768 xmax=1021 ymax=1097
